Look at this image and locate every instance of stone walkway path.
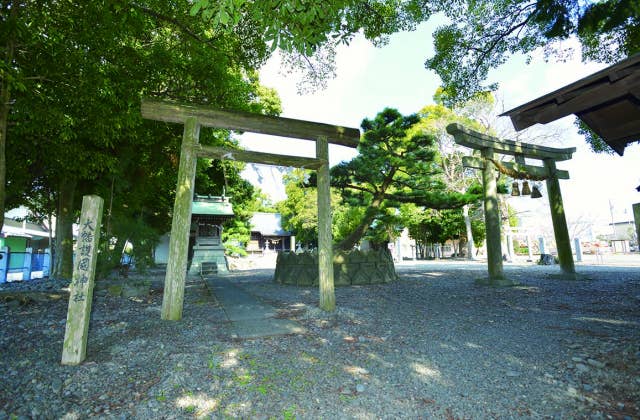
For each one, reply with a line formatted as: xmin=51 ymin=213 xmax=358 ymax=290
xmin=205 ymin=276 xmax=305 ymax=339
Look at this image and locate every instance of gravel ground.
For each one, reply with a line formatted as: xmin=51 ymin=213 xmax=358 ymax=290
xmin=0 ymin=261 xmax=638 ymax=419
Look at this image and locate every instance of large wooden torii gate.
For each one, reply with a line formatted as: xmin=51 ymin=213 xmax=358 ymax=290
xmin=446 ymin=124 xmax=577 ymax=284
xmin=141 ymin=99 xmax=360 ymax=320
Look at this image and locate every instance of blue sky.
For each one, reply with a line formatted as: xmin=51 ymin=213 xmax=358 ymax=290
xmin=240 ymin=22 xmax=640 ymax=237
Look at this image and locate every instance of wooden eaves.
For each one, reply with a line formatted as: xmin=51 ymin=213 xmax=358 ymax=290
xmin=500 ymin=53 xmax=640 ymax=156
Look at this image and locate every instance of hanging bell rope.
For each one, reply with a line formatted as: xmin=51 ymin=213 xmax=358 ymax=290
xmin=486 ymin=157 xmax=548 ymax=181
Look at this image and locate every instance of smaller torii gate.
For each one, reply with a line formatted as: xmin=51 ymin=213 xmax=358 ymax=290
xmin=446 ymin=124 xmax=577 ymax=284
xmin=141 ymin=99 xmax=360 ymax=320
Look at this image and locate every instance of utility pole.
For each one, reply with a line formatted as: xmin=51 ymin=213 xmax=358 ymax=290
xmin=609 ymin=200 xmax=616 ymax=238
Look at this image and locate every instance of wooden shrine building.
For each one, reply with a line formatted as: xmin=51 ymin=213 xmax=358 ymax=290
xmin=248 ymin=212 xmax=292 ymax=253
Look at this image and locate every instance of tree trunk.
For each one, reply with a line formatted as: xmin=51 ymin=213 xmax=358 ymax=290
xmin=53 ymin=177 xmax=77 ymax=280
xmin=0 ymin=19 xmax=15 ymax=233
xmin=335 ymin=169 xmax=398 ymax=252
xmin=335 ymin=195 xmax=384 ymax=251
xmin=463 ymin=204 xmax=475 ymax=259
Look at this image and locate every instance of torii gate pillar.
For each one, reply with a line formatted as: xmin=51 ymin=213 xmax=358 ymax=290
xmin=316 ymin=136 xmax=335 ymax=311
xmin=544 ymin=159 xmax=575 ymax=276
xmin=162 ymin=117 xmax=199 ymax=320
xmin=480 ymin=148 xmax=506 ymax=282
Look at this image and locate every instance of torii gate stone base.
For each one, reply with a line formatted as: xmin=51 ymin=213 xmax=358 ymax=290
xmin=447 ymin=124 xmax=578 ymax=285
xmin=141 ymin=99 xmax=360 ymax=320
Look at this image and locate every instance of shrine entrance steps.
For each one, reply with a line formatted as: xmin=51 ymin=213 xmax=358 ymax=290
xmin=204 ymin=276 xmax=305 ymax=339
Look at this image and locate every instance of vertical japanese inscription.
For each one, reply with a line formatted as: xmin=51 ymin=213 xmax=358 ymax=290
xmin=62 ymin=195 xmax=104 ymax=365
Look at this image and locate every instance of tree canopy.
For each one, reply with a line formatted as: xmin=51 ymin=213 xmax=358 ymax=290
xmin=276 ymin=169 xmax=359 ymax=247
xmin=190 ymin=0 xmax=425 ymax=55
xmin=277 ymin=103 xmax=489 ymax=254
xmin=427 ymin=0 xmax=640 ymax=104
xmin=331 ymin=108 xmax=479 ymax=250
xmin=191 ymin=0 xmax=639 ymax=151
xmin=190 ymin=0 xmax=639 ymax=102
xmin=1 ymin=1 xmax=280 ymax=277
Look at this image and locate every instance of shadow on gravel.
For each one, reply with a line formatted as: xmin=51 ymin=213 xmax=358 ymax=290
xmin=0 ymin=263 xmax=638 ymax=419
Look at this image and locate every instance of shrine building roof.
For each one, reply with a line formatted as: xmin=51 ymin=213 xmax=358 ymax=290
xmin=501 ymin=53 xmax=640 ymax=156
xmin=192 ymin=195 xmax=234 ymax=216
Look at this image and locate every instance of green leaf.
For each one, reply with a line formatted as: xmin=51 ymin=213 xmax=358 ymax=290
xmin=269 ymin=36 xmax=279 ymax=53
xmin=202 ymin=8 xmax=214 ymax=21
xmin=219 ymin=10 xmax=230 ymax=25
xmin=189 ymin=3 xmax=203 ymax=16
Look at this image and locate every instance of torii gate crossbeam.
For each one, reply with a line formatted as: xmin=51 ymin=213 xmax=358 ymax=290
xmin=141 ymin=99 xmax=360 ymax=320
